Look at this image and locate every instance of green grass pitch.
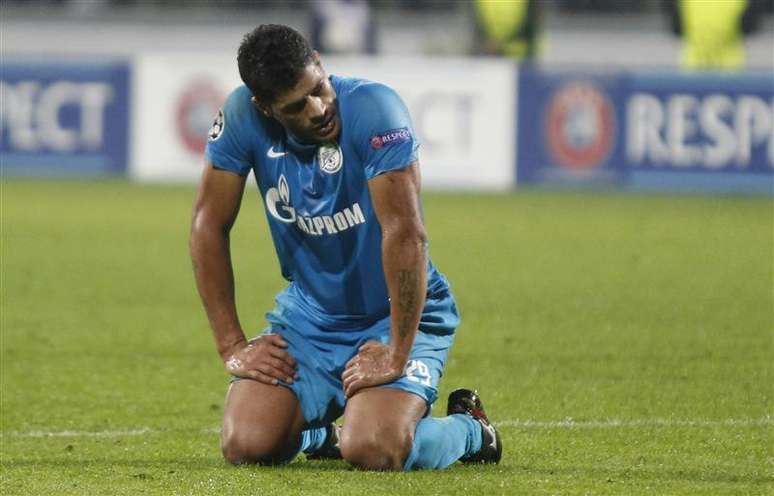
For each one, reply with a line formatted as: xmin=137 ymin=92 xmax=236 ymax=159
xmin=1 ymin=179 xmax=772 ymax=495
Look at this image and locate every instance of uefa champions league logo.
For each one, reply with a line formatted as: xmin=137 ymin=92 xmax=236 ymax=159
xmin=207 ymin=109 xmax=224 ymax=142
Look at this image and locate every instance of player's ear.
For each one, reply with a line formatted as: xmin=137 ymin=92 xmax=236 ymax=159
xmin=311 ymin=52 xmax=328 ymax=80
xmin=251 ymin=96 xmax=272 ymax=118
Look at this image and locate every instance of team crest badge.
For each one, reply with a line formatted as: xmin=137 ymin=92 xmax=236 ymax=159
xmin=207 ymin=109 xmax=224 ymax=142
xmin=318 ymin=143 xmax=343 ymax=174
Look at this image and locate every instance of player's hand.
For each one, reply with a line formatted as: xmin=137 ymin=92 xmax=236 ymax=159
xmin=342 ymin=341 xmax=404 ymax=398
xmin=223 ymin=334 xmax=298 ymax=386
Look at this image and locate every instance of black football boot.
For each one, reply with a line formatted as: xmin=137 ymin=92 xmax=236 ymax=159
xmin=446 ymin=388 xmax=502 ymax=464
xmin=305 ymin=423 xmax=342 ymax=460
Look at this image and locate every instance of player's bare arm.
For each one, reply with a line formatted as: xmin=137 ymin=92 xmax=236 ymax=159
xmin=190 ymin=163 xmax=297 ymax=385
xmin=342 ymin=162 xmax=427 ymax=398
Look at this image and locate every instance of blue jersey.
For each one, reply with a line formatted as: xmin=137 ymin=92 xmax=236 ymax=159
xmin=205 ymin=76 xmax=453 ymax=333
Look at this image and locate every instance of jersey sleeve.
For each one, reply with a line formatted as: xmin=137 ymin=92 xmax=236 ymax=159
xmin=349 ymin=83 xmax=420 ymax=180
xmin=204 ymin=87 xmax=254 ymax=176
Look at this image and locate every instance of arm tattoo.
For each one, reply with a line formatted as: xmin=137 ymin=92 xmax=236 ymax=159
xmin=397 ymin=270 xmax=419 ymax=339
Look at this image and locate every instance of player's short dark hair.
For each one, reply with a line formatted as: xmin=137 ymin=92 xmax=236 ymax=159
xmin=237 ymin=24 xmax=315 ymax=104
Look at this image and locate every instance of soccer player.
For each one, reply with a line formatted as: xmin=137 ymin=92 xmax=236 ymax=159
xmin=189 ymin=24 xmax=502 ymax=471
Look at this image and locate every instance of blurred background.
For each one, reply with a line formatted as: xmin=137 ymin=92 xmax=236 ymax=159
xmin=2 ymin=0 xmax=773 ymax=193
xmin=3 ymin=0 xmax=774 ymax=64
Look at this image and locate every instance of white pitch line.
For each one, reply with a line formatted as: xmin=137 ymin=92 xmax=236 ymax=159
xmin=494 ymin=416 xmax=773 ymax=429
xmin=3 ymin=416 xmax=771 ymax=439
xmin=4 ymin=428 xmax=154 ymax=438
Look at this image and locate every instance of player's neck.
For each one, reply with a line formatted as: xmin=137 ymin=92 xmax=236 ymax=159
xmin=286 ymin=129 xmax=328 ymax=152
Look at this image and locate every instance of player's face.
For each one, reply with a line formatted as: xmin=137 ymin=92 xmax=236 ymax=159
xmin=267 ymin=62 xmax=340 ymax=144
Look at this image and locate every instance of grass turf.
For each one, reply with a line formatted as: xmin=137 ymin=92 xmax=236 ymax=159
xmin=1 ymin=179 xmax=772 ymax=495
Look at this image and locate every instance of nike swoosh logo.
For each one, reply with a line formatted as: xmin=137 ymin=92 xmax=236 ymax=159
xmin=267 ymin=146 xmax=286 ymax=158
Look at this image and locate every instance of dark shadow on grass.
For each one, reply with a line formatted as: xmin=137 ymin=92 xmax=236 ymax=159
xmin=2 ymin=458 xmax=495 ymax=474
xmin=512 ymin=463 xmax=774 ymax=486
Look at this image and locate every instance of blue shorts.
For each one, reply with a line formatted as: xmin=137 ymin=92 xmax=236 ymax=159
xmin=240 ymin=294 xmax=459 ymax=429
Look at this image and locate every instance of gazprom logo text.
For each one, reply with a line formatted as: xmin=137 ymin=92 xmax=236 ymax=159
xmin=264 ymin=174 xmax=366 ymax=236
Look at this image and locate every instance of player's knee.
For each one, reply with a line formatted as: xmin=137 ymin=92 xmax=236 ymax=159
xmin=221 ymin=431 xmax=268 ymax=465
xmin=221 ymin=426 xmax=292 ymax=466
xmin=340 ymin=424 xmax=414 ymax=471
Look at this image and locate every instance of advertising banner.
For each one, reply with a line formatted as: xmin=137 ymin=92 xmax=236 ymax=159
xmin=131 ymin=54 xmax=515 ymax=190
xmin=1 ymin=59 xmax=130 ymax=176
xmin=625 ymin=73 xmax=773 ymax=194
xmin=325 ymin=57 xmax=515 ymax=190
xmin=517 ymin=69 xmax=774 ymax=194
xmin=517 ymin=70 xmax=628 ymax=187
xmin=131 ymin=54 xmax=240 ymax=182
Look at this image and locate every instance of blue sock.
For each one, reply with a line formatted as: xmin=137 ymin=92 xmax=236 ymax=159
xmin=403 ymin=414 xmax=482 ymax=470
xmin=299 ymin=426 xmax=328 ymax=453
